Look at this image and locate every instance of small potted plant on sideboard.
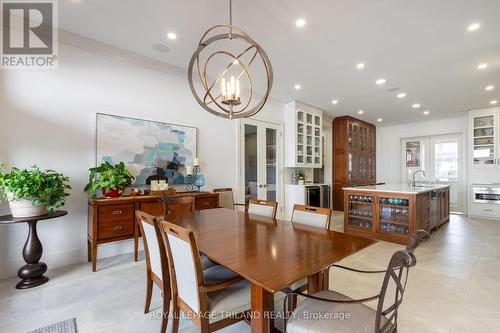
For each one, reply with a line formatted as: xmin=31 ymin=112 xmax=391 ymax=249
xmin=0 ymin=165 xmax=71 ymax=217
xmin=294 ymin=169 xmax=306 ymax=185
xmin=84 ymin=161 xmax=134 ymax=198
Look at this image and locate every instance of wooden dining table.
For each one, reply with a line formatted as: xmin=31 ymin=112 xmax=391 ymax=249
xmin=164 ymin=208 xmax=376 ymax=333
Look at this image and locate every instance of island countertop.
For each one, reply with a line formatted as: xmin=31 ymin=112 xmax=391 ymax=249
xmin=343 ymin=183 xmax=450 ymax=195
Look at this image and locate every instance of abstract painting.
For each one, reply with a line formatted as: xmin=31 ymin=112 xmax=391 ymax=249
xmin=96 ymin=113 xmax=197 ymax=185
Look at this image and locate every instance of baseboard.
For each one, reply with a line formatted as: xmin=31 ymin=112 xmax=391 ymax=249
xmin=0 ymin=239 xmax=143 ymax=280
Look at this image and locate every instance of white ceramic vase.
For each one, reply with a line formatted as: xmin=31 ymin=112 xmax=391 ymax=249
xmin=7 ymin=193 xmax=48 ymax=218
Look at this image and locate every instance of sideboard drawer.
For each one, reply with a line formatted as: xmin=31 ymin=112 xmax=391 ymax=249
xmin=98 ymin=204 xmax=135 ymax=240
xmin=195 ymin=196 xmax=218 ymax=210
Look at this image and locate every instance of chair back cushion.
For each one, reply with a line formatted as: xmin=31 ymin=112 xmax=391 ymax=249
xmin=291 ymin=205 xmax=331 ymax=229
xmin=217 ymin=191 xmax=234 ymax=209
xmin=141 ymin=220 xmax=162 ymax=277
xmin=248 ymin=204 xmax=275 ymax=218
xmin=166 ymin=231 xmax=200 ymax=313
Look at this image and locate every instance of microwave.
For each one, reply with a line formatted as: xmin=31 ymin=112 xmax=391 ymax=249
xmin=472 ymin=185 xmax=500 ymax=205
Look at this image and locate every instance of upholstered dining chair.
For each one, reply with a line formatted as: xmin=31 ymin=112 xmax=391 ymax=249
xmin=284 ymin=248 xmax=418 ymax=333
xmin=136 ymin=211 xmax=171 ymax=333
xmin=160 ymin=220 xmax=251 ymax=333
xmin=291 ymin=204 xmax=332 ymax=229
xmin=247 ymin=198 xmax=278 ymax=219
xmin=213 ymin=188 xmax=246 ymax=210
xmin=163 ymin=196 xmax=195 ymax=215
xmin=162 ymin=196 xmax=217 ymax=270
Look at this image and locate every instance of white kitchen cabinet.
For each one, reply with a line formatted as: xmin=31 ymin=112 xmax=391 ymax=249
xmin=469 ymin=107 xmax=500 ymax=168
xmin=284 ymin=101 xmax=323 ymax=168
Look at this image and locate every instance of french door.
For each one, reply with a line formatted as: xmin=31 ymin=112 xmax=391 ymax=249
xmin=401 ymin=134 xmax=464 ymax=213
xmin=238 ymin=119 xmax=282 ymax=211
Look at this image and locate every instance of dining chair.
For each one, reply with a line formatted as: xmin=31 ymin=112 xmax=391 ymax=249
xmin=136 ymin=211 xmax=171 ymax=333
xmin=163 ymin=196 xmax=195 ymax=215
xmin=291 ymin=204 xmax=332 ymax=230
xmin=247 ymin=198 xmax=278 ymax=219
xmin=284 ymin=248 xmax=418 ymax=333
xmin=162 ymin=196 xmax=217 ymax=270
xmin=160 ymin=220 xmax=251 ymax=333
xmin=213 ymin=188 xmax=246 ymax=210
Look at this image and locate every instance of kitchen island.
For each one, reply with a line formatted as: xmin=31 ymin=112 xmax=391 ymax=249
xmin=343 ymin=184 xmax=450 ymax=245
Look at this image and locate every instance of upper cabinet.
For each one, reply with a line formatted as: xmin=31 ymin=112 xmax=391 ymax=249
xmin=470 ymin=107 xmax=500 ymax=168
xmin=284 ymin=101 xmax=323 ymax=168
xmin=332 ymin=116 xmax=376 ymax=211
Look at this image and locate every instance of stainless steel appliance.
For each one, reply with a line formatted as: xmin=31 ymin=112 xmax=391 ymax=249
xmin=306 ymin=185 xmax=331 ymax=208
xmin=306 ymin=186 xmax=321 ymax=207
xmin=472 ymin=184 xmax=500 ymax=204
xmin=320 ymin=185 xmax=331 ymax=209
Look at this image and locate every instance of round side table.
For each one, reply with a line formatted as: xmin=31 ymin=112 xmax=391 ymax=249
xmin=0 ymin=210 xmax=68 ymax=289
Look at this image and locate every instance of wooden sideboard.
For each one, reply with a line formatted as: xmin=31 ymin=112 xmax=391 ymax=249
xmin=87 ymin=192 xmax=218 ymax=271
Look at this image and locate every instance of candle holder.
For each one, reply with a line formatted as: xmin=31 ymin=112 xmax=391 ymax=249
xmin=185 ymin=165 xmax=202 ymax=192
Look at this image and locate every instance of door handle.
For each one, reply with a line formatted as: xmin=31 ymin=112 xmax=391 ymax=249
xmin=258 ymin=184 xmax=263 ymax=188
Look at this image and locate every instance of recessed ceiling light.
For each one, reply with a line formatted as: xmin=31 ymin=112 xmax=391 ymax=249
xmin=358 ymin=110 xmax=364 ymax=114
xmin=375 ymin=78 xmax=386 ymax=85
xmin=331 ymin=100 xmax=338 ymax=105
xmin=167 ymin=32 xmax=177 ymax=40
xmin=478 ymin=63 xmax=488 ymax=70
xmin=377 ymin=118 xmax=383 ymax=122
xmin=491 ymin=100 xmax=498 ymax=105
xmin=397 ymin=92 xmax=407 ymax=99
xmin=423 ymin=110 xmax=430 ymax=115
xmin=295 ymin=18 xmax=306 ymax=27
xmin=412 ymin=103 xmax=421 ymax=109
xmin=294 ymin=84 xmax=301 ymax=90
xmin=486 ymin=85 xmax=495 ymax=91
xmin=356 ymin=63 xmax=365 ymax=70
xmin=467 ymin=22 xmax=481 ymax=32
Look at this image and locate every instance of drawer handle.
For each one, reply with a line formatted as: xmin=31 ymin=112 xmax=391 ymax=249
xmin=112 ymin=226 xmax=123 ymax=231
xmin=203 ymin=202 xmax=210 ymax=206
xmin=112 ymin=210 xmax=123 ymax=215
xmin=484 ymin=209 xmax=494 ymax=212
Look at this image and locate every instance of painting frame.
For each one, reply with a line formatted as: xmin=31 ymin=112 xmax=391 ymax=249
xmin=95 ymin=113 xmax=198 ymax=186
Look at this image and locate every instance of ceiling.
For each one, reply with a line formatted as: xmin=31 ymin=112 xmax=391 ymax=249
xmin=59 ymin=0 xmax=500 ymax=125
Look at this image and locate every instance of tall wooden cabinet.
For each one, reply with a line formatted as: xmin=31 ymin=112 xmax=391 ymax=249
xmin=332 ymin=116 xmax=376 ymax=211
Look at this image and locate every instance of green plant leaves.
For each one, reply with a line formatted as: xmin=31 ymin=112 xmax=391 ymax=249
xmin=0 ymin=165 xmax=71 ymax=213
xmin=84 ymin=161 xmax=134 ymax=196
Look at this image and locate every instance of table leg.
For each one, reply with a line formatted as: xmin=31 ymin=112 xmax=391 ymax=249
xmin=307 ymin=269 xmax=329 ymax=295
xmin=16 ymin=220 xmax=49 ymax=289
xmin=251 ymin=284 xmax=274 ymax=333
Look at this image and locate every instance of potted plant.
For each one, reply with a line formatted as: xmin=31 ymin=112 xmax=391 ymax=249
xmin=295 ymin=169 xmax=306 ymax=185
xmin=0 ymin=165 xmax=71 ymax=217
xmin=84 ymin=161 xmax=134 ymax=198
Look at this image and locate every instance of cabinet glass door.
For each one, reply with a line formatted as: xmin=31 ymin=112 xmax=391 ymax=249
xmin=473 ymin=115 xmax=496 ymax=165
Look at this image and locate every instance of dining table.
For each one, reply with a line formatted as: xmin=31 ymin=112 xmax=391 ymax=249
xmin=164 ymin=208 xmax=376 ymax=333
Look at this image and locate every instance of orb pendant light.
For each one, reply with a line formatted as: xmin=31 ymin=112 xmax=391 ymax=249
xmin=188 ymin=0 xmax=273 ymax=119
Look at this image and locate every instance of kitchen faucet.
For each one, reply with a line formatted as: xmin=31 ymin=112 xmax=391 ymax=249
xmin=411 ymin=170 xmax=425 ymax=187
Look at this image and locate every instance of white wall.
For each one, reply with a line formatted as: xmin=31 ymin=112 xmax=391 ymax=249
xmin=376 ymin=114 xmax=468 ymax=184
xmin=0 ymin=34 xmax=285 ymax=278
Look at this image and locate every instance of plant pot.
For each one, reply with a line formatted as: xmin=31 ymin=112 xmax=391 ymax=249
xmin=101 ymin=188 xmax=123 ymax=198
xmin=298 ymin=179 xmax=305 ymax=185
xmin=7 ymin=196 xmax=48 ymax=218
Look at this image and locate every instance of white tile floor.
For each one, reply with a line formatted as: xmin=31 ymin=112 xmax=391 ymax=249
xmin=1 ymin=214 xmax=500 ymax=333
